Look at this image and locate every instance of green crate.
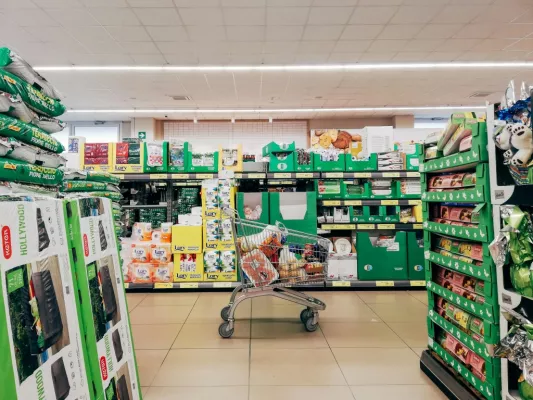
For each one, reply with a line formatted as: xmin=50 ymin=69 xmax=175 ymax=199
xmin=269 ymin=192 xmax=317 ymax=234
xmin=407 ymin=231 xmax=425 ymax=280
xmin=313 ymin=153 xmax=346 ymax=172
xmin=269 ymin=152 xmax=295 ymax=172
xmin=143 ymin=141 xmax=168 ymax=173
xmin=382 ymin=205 xmax=401 ymax=222
xmin=350 ymin=205 xmax=386 ymax=223
xmin=262 ymin=141 xmax=295 ymax=156
xmin=294 ymin=152 xmax=314 ymax=172
xmin=316 ymin=179 xmax=344 ymax=200
xmin=356 ymin=231 xmax=408 ymax=280
xmin=345 ymin=153 xmax=377 ymax=171
xmin=188 ymin=151 xmax=219 ymax=173
xmin=237 ymin=192 xmax=269 ymax=224
xmin=168 ymin=141 xmax=190 ymax=173
xmin=394 ymin=180 xmax=421 ymax=199
xmin=367 ymin=182 xmax=397 ymax=200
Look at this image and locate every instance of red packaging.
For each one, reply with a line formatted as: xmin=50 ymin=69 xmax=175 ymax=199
xmin=458 ymin=242 xmax=483 ymax=261
xmin=84 ymin=143 xmax=98 ymax=158
xmin=471 ymin=367 xmax=486 ymax=382
xmin=472 ymin=332 xmax=484 ymax=344
xmin=436 ymin=297 xmax=447 ymax=309
xmin=452 ymin=340 xmax=470 ymax=364
xmin=116 ymin=157 xmax=129 ymax=164
xmin=467 ymin=352 xmax=486 ymax=377
xmin=445 ymin=335 xmax=459 ymax=352
xmin=95 ymin=143 xmax=109 ymax=156
xmin=116 ymin=142 xmax=129 ymax=157
xmin=449 ymin=207 xmax=474 ymax=223
xmin=452 ymin=272 xmax=476 ymax=292
xmin=84 ymin=157 xmax=108 ymax=165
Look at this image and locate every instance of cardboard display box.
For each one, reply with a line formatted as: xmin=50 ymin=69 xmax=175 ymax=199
xmin=218 ymin=145 xmax=243 ymax=172
xmin=143 ymin=141 xmax=168 ymax=173
xmin=171 ymin=225 xmax=203 ymax=253
xmin=407 ymin=231 xmax=425 ymax=280
xmin=111 ymin=141 xmax=145 ymax=174
xmin=168 ymin=141 xmax=190 ymax=173
xmin=356 ymin=232 xmax=408 ymax=281
xmin=268 ymin=152 xmax=295 ymax=172
xmin=203 ymin=249 xmax=238 ymax=282
xmin=173 ymin=253 xmax=204 ymax=282
xmin=269 ymin=192 xmax=317 ymax=234
xmin=0 ymin=197 xmax=92 ymax=400
xmin=236 ymin=192 xmax=269 ymax=225
xmin=81 ymin=142 xmax=114 ymax=173
xmin=65 ymin=197 xmax=142 ymax=400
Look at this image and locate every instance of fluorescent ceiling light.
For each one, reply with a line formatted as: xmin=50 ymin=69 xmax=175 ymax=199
xmin=67 ymin=106 xmax=485 ymax=113
xmin=35 ymin=62 xmax=533 ymax=72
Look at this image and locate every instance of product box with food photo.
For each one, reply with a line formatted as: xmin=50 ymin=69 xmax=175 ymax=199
xmin=64 ymin=197 xmax=141 ymax=400
xmin=0 ymin=196 xmax=91 ymax=400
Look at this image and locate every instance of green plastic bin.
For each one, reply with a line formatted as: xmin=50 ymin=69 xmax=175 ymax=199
xmin=269 ymin=192 xmax=317 ymax=234
xmin=356 ymin=231 xmax=408 ymax=280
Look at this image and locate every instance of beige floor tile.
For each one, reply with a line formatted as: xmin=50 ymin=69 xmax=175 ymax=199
xmin=251 ymin=320 xmax=329 ymax=349
xmin=320 ymin=322 xmax=406 ymax=348
xmin=250 ymin=348 xmax=346 ymax=386
xmin=141 ymin=387 xmax=149 ymax=397
xmin=305 ymin=291 xmax=365 ymax=306
xmin=144 ymin=386 xmax=249 ymax=400
xmin=250 ymin=386 xmax=355 ymax=400
xmin=409 ymin=290 xmax=429 ymax=305
xmin=368 ymin=302 xmax=427 ymax=323
xmin=135 ymin=349 xmax=168 ymax=386
xmin=151 ymin=349 xmax=249 ymax=386
xmin=350 ymin=384 xmax=447 ymax=400
xmin=187 ymin=300 xmax=251 ymax=323
xmin=172 ymin=321 xmax=250 ymax=349
xmin=126 ymin=293 xmax=147 ymax=311
xmin=139 ymin=292 xmax=199 ymax=306
xmin=129 ymin=305 xmax=193 ymax=324
xmin=388 ymin=322 xmax=428 ymax=347
xmin=333 ymin=347 xmax=427 ymax=385
xmin=251 ymin=303 xmax=305 ymax=321
xmin=411 ymin=347 xmax=427 ymax=358
xmin=358 ymin=290 xmax=422 ymax=304
xmin=195 ymin=292 xmax=235 ymax=307
xmin=320 ymin=301 xmax=381 ymax=323
xmin=132 ymin=324 xmax=183 ymax=350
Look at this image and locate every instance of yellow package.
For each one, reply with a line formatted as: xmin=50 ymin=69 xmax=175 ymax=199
xmin=171 ymin=225 xmax=203 ymax=253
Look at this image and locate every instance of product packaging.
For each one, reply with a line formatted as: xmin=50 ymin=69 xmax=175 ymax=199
xmin=173 ymin=253 xmax=203 ymax=282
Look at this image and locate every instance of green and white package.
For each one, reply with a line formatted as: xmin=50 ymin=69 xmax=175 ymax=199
xmin=61 ymin=180 xmax=108 ymax=192
xmin=61 ymin=168 xmax=121 ymax=185
xmin=0 ymin=157 xmax=63 ymax=186
xmin=0 ymin=196 xmax=91 ymax=400
xmin=0 ymin=114 xmax=65 ymax=153
xmin=0 ymin=47 xmax=63 ymax=100
xmin=6 ymin=138 xmax=67 ymax=168
xmin=0 ymin=69 xmax=65 ymax=117
xmin=65 ymin=197 xmax=141 ymax=400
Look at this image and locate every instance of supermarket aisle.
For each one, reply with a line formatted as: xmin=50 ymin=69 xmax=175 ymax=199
xmin=127 ymin=290 xmax=445 ymax=400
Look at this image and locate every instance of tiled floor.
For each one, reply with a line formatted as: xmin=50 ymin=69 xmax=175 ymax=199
xmin=127 ymin=290 xmax=446 ymax=400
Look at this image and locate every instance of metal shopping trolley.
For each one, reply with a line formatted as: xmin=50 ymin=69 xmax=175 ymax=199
xmin=218 ymin=208 xmax=330 ymax=338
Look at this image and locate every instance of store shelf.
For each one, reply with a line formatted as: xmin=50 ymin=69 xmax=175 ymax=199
xmin=123 ymin=204 xmax=168 ymax=209
xmin=320 ymin=223 xmax=423 ymax=230
xmin=425 ymin=250 xmax=494 ymax=282
xmin=118 ymin=173 xmax=170 ymax=181
xmin=234 ymin=172 xmax=267 ymax=179
xmin=325 ymin=280 xmax=426 ymax=288
xmin=423 ymin=221 xmax=490 ymax=242
xmin=125 ymin=282 xmax=241 ymax=290
xmin=267 ymin=179 xmax=298 ymax=185
xmin=322 ymin=199 xmax=421 ymax=206
xmin=321 ymin=171 xmax=420 ymax=179
xmin=267 ymin=172 xmax=319 ymax=179
xmin=420 ymin=350 xmax=481 ymax=400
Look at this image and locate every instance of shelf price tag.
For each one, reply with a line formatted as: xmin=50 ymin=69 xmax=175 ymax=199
xmin=410 ymin=280 xmax=426 ymax=286
xmin=344 ymin=200 xmax=362 ymax=206
xmin=196 ymin=174 xmax=213 ymax=179
xmin=171 ymin=173 xmax=190 ymax=179
xmin=324 ymin=172 xmax=343 ymax=178
xmin=154 ymin=282 xmax=173 ymax=289
xmin=233 ymin=173 xmax=243 ymax=179
xmin=382 ymin=172 xmax=400 ymax=178
xmin=248 ymin=173 xmax=265 ymax=179
xmin=123 ymin=283 xmax=129 ymax=289
xmin=413 ymin=224 xmax=423 ymax=229
xmin=381 ymin=200 xmax=398 ymax=205
xmin=295 ymin=173 xmax=314 ymax=178
xmin=353 ymin=173 xmax=372 ymax=178
xmin=322 ymin=224 xmax=356 ymax=230
xmin=213 ymin=282 xmax=232 ymax=288
xmin=323 ymin=200 xmax=341 ymax=206
xmin=150 ymin=173 xmax=167 ymax=179
xmin=180 ymin=282 xmax=199 ymax=289
xmin=406 ymin=172 xmax=420 ymax=177
xmin=357 ymin=224 xmax=375 ymax=229
xmin=377 ymin=224 xmax=395 ymax=229
xmin=408 ymin=200 xmax=422 ymax=205
xmin=332 ymin=281 xmax=351 ymax=287
xmin=114 ymin=174 xmax=125 ymax=180
xmin=273 ymin=173 xmax=291 ymax=178
xmin=376 ymin=281 xmax=394 ymax=287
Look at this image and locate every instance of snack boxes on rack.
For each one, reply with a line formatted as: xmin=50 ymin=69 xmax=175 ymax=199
xmin=65 ymin=197 xmax=142 ymax=400
xmin=0 ymin=196 xmax=92 ymax=400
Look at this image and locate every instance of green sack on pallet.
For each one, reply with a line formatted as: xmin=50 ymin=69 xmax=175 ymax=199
xmin=0 ymin=69 xmax=65 ymax=117
xmin=0 ymin=114 xmax=65 ymax=153
xmin=61 ymin=167 xmax=121 ymax=185
xmin=61 ymin=180 xmax=108 ymax=192
xmin=0 ymin=157 xmax=63 ymax=186
xmin=86 ymin=191 xmax=122 ymax=202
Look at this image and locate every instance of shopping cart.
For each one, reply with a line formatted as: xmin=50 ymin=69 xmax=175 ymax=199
xmin=218 ymin=208 xmax=330 ymax=338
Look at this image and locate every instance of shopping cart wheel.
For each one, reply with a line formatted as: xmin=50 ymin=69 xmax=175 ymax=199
xmin=304 ymin=317 xmax=319 ymax=333
xmin=220 ymin=305 xmax=231 ymax=321
xmin=218 ymin=322 xmax=234 ymax=338
xmin=300 ymin=308 xmax=313 ymax=323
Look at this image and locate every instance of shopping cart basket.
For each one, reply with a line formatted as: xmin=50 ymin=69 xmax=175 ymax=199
xmin=218 ymin=208 xmax=330 ymax=338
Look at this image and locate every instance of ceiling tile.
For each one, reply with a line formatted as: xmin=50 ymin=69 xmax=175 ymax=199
xmin=302 ymin=25 xmax=344 ymax=41
xmin=307 ymin=7 xmax=353 ymax=25
xmin=68 ymin=53 xmax=134 ymax=65
xmin=454 ymin=51 xmax=492 ymax=61
xmin=66 ymin=26 xmax=112 ymax=42
xmin=453 ymin=24 xmax=497 ymax=39
xmin=432 ymin=6 xmax=484 ymax=23
xmin=226 ymin=26 xmax=265 ymax=41
xmin=197 ymin=53 xmax=231 ymax=64
xmin=173 ymin=0 xmax=219 ymax=5
xmin=156 ymin=41 xmax=195 ymax=53
xmin=261 ymin=53 xmax=296 ymax=64
xmin=146 ymin=26 xmax=188 ymax=41
xmin=403 ymin=39 xmax=444 ymax=51
xmin=505 ymin=39 xmax=533 ymax=52
xmin=328 ymin=52 xmax=362 ymax=62
xmin=83 ymin=40 xmax=126 ymax=54
xmin=378 ymin=24 xmax=423 ymax=40
xmin=475 ymin=38 xmax=516 ymax=51
xmin=313 ymin=0 xmax=359 ymax=5
xmin=266 ymin=0 xmax=312 ymax=5
xmin=358 ymin=0 xmax=404 ymax=4
xmin=392 ymin=52 xmax=429 ymax=61
xmin=229 ymin=54 xmax=264 ymax=64
xmin=88 ymin=8 xmax=140 ymax=25
xmin=333 ymin=40 xmax=372 ymax=52
xmin=473 ymin=6 xmax=519 ymax=23
xmin=513 ymin=8 xmax=533 ymax=23
xmin=50 ymin=8 xmax=100 ymax=26
xmin=265 ymin=25 xmax=304 ymax=41
xmin=438 ymin=38 xmax=482 ymax=52
xmin=490 ymin=24 xmax=533 ymax=39
xmin=222 ymin=0 xmax=265 ymax=5
xmin=134 ymin=8 xmax=182 ymax=25
xmin=367 ymin=39 xmax=408 ymax=52
xmin=298 ymin=41 xmax=336 ymax=53
xmin=127 ymin=0 xmax=174 ymax=6
xmin=424 ymin=51 xmax=461 ymax=61
xmin=390 ymin=6 xmax=442 ymax=24
xmin=107 ymin=26 xmax=152 ymax=42
xmin=267 ymin=7 xmax=309 ymax=25
xmin=79 ymin=0 xmax=128 ymax=6
xmin=120 ymin=41 xmax=161 ymax=54
xmin=416 ymin=24 xmax=463 ymax=39
xmin=350 ymin=6 xmax=398 ymax=25
xmin=492 ymin=50 xmax=529 ymax=60
xmin=223 ymin=8 xmax=266 ymax=26
xmin=293 ymin=53 xmax=330 ymax=63
xmin=341 ymin=25 xmax=384 ymax=40
xmin=36 ymin=0 xmax=83 ymax=7
xmin=163 ymin=53 xmax=198 ymax=63
xmin=24 ymin=26 xmax=69 ymax=42
xmin=187 ymin=25 xmax=227 ymax=41
xmin=229 ymin=41 xmax=263 ymax=54
xmin=3 ymin=9 xmax=60 ymax=26
xmin=0 ymin=0 xmax=37 ymax=8
xmin=263 ymin=41 xmax=299 ymax=53
xmin=179 ymin=7 xmax=224 ymax=25
xmin=358 ymin=52 xmax=396 ymax=61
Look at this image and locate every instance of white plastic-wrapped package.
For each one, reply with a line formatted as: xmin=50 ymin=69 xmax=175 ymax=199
xmin=7 ymin=139 xmax=67 ymax=168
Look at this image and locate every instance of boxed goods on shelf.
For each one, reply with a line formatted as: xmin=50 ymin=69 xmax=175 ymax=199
xmin=345 ymin=153 xmax=377 ymax=172
xmin=269 ymin=191 xmax=317 ymax=234
xmin=201 ymin=178 xmax=235 ymax=219
xmin=262 ymin=141 xmax=295 ymax=156
xmin=294 ymin=149 xmax=313 ymax=172
xmin=81 ymin=142 xmax=114 ymax=173
xmin=407 ymin=231 xmax=425 ymax=280
xmin=237 ymin=192 xmax=269 ymax=224
xmin=328 ymin=254 xmax=357 ymax=280
xmin=143 ymin=141 xmax=168 ymax=173
xmin=168 ymin=141 xmax=189 ymax=173
xmin=174 ymin=253 xmax=204 ymax=282
xmin=188 ymin=146 xmax=218 ymax=173
xmin=218 ymin=144 xmax=243 ymax=172
xmin=316 ymin=179 xmax=343 ymax=200
xmin=65 ymin=197 xmax=142 ymax=400
xmin=356 ymin=232 xmax=408 ymax=280
xmin=112 ymin=140 xmax=144 ymax=174
xmin=312 ymin=152 xmax=345 ymax=172
xmin=204 ymin=248 xmax=238 ymax=282
xmin=0 ymin=196 xmax=91 ymax=400
xmin=269 ymin=152 xmax=294 ymax=172
xmin=171 ymin=225 xmax=203 ymax=253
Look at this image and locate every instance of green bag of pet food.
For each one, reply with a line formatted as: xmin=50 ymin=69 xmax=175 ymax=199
xmin=0 ymin=157 xmax=63 ymax=186
xmin=0 ymin=114 xmax=65 ymax=153
xmin=0 ymin=69 xmax=65 ymax=117
xmin=61 ymin=180 xmax=108 ymax=192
